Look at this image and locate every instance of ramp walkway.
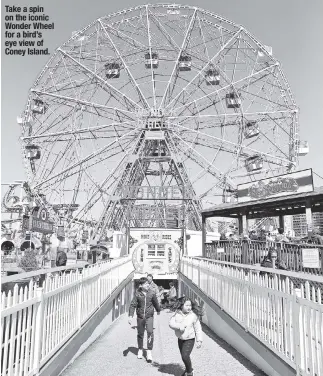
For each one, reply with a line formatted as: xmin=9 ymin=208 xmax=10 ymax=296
xmin=62 ymin=310 xmax=264 ymax=376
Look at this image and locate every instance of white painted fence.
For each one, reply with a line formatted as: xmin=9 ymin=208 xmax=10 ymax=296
xmin=180 ymin=256 xmax=323 ymax=376
xmin=1 ymin=256 xmax=134 ymax=376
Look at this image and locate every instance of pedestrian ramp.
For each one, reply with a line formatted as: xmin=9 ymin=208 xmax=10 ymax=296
xmin=61 ymin=311 xmax=264 ymax=376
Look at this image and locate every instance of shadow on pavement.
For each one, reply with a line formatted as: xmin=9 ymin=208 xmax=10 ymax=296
xmin=123 ymin=346 xmax=138 ymax=357
xmin=151 ymin=361 xmax=185 ymax=376
xmin=201 ymin=323 xmax=267 ymax=375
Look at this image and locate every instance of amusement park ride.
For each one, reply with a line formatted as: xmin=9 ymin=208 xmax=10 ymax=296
xmin=2 ymin=4 xmax=309 ymax=275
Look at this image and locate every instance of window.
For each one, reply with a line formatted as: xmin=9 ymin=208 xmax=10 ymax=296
xmin=146 ymin=243 xmax=166 ymax=258
xmin=148 ymin=244 xmax=155 ymax=256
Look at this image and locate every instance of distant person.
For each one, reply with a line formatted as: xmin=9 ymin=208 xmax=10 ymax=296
xmin=266 ymin=232 xmax=275 ymax=242
xmin=311 ymin=228 xmax=323 ymax=245
xmin=166 ymin=281 xmax=177 ymax=309
xmin=242 ymin=233 xmax=250 ymax=241
xmin=157 ymin=286 xmax=165 ymax=307
xmin=249 ymin=230 xmax=258 ymax=241
xmin=275 ymin=228 xmax=289 ymax=243
xmin=265 ymin=232 xmax=275 ymax=249
xmin=128 ymin=277 xmax=160 ymax=362
xmin=147 ymin=273 xmax=159 ymax=296
xmin=56 ymin=248 xmax=67 ymax=267
xmin=219 ymin=232 xmax=227 ymax=241
xmin=260 ymin=250 xmax=288 ymax=274
xmin=169 ymin=296 xmax=204 ymax=376
xmin=229 ymin=233 xmax=239 ymax=241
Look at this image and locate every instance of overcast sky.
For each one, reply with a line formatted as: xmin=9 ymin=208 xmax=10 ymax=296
xmin=2 ymin=0 xmax=323 ymax=188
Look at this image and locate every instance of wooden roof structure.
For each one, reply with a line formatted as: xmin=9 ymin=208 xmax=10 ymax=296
xmin=202 ymin=186 xmax=323 ymax=219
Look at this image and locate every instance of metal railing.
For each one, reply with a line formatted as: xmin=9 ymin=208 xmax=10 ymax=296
xmin=1 ymin=256 xmax=134 ymax=376
xmin=180 ymin=256 xmax=323 ymax=376
xmin=205 ymin=240 xmax=323 ymax=275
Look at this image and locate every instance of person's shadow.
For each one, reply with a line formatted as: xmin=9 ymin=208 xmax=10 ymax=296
xmin=151 ymin=361 xmax=185 ymax=375
xmin=122 ymin=348 xmax=184 ymax=375
xmin=122 ymin=346 xmax=138 ymax=357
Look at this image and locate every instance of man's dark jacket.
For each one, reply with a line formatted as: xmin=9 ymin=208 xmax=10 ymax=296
xmin=129 ymin=288 xmax=160 ymax=319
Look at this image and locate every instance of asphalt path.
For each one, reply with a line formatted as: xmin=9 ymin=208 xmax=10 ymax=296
xmin=62 ymin=310 xmax=266 ymax=376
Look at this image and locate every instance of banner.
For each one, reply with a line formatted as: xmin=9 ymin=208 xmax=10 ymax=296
xmin=302 ymin=248 xmax=320 ymax=268
xmin=237 ymin=169 xmax=314 ymax=203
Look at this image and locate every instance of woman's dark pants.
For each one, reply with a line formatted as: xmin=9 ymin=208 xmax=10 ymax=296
xmin=178 ymin=338 xmax=195 ymax=373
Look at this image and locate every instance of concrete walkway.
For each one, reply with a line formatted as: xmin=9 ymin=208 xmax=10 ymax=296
xmin=62 ymin=310 xmax=266 ymax=376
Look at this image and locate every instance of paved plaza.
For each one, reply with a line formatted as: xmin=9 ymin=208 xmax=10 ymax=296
xmin=62 ymin=310 xmax=265 ymax=376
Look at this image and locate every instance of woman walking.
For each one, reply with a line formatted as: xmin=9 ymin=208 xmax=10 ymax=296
xmin=169 ymin=296 xmax=204 ymax=376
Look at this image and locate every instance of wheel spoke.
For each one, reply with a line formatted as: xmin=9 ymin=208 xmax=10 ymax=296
xmin=58 ymin=48 xmax=143 ymax=112
xmin=98 ymin=19 xmax=149 ymax=109
xmin=159 ymin=8 xmax=197 ymax=109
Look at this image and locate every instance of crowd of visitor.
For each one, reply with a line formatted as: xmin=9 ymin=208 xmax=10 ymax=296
xmin=219 ymin=226 xmax=323 ymax=245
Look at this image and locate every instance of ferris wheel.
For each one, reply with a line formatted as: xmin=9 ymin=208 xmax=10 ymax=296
xmin=18 ymin=4 xmax=307 ymax=234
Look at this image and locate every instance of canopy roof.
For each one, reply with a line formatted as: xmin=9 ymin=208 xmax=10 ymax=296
xmin=202 ymin=187 xmax=323 ymax=219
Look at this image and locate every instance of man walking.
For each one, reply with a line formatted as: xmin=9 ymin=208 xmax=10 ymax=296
xmin=128 ymin=277 xmax=161 ymax=362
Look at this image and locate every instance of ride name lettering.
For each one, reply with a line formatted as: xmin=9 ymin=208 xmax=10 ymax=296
xmin=31 ymin=218 xmax=53 ymax=231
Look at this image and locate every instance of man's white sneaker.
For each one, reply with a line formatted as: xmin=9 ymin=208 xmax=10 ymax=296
xmin=146 ymin=350 xmax=152 ymax=363
xmin=137 ymin=349 xmax=143 ymax=359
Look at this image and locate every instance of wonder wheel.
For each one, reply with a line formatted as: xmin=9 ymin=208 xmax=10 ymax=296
xmin=19 ymin=4 xmax=303 ymax=238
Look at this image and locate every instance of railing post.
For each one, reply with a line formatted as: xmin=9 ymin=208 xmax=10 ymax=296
xmin=33 ymin=287 xmax=45 ymax=374
xmin=190 ymin=258 xmax=193 ymax=282
xmin=244 ymin=275 xmax=250 ymax=331
xmin=292 ymin=288 xmax=302 ymax=375
xmin=219 ymin=269 xmax=223 ymax=309
xmin=198 ymin=260 xmax=201 ymax=287
xmin=77 ymin=273 xmax=84 ymax=328
xmin=97 ymin=265 xmax=102 ymax=306
xmin=178 ymin=276 xmax=182 ymax=297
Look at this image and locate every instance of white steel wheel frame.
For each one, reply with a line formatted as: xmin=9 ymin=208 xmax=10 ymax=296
xmin=19 ymin=3 xmax=299 ymax=231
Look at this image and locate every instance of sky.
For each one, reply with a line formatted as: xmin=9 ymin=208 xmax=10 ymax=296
xmin=1 ymin=0 xmax=323 ymax=190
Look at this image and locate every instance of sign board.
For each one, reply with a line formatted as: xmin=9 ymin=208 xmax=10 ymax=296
xmin=302 ymin=248 xmax=320 ymax=268
xmin=130 ymin=205 xmax=183 ymax=220
xmin=145 ymin=130 xmax=165 ymax=140
xmin=22 ymin=207 xmax=54 ymax=234
xmin=29 ymin=216 xmax=54 ymax=234
xmin=237 ymin=169 xmax=314 ymax=203
xmin=118 ymin=185 xmax=192 ymax=200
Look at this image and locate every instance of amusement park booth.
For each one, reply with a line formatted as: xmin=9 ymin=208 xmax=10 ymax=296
xmin=130 ymin=228 xmax=181 ymax=282
xmin=129 ymin=227 xmax=220 ymax=286
xmin=201 ymin=170 xmax=323 ymax=271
